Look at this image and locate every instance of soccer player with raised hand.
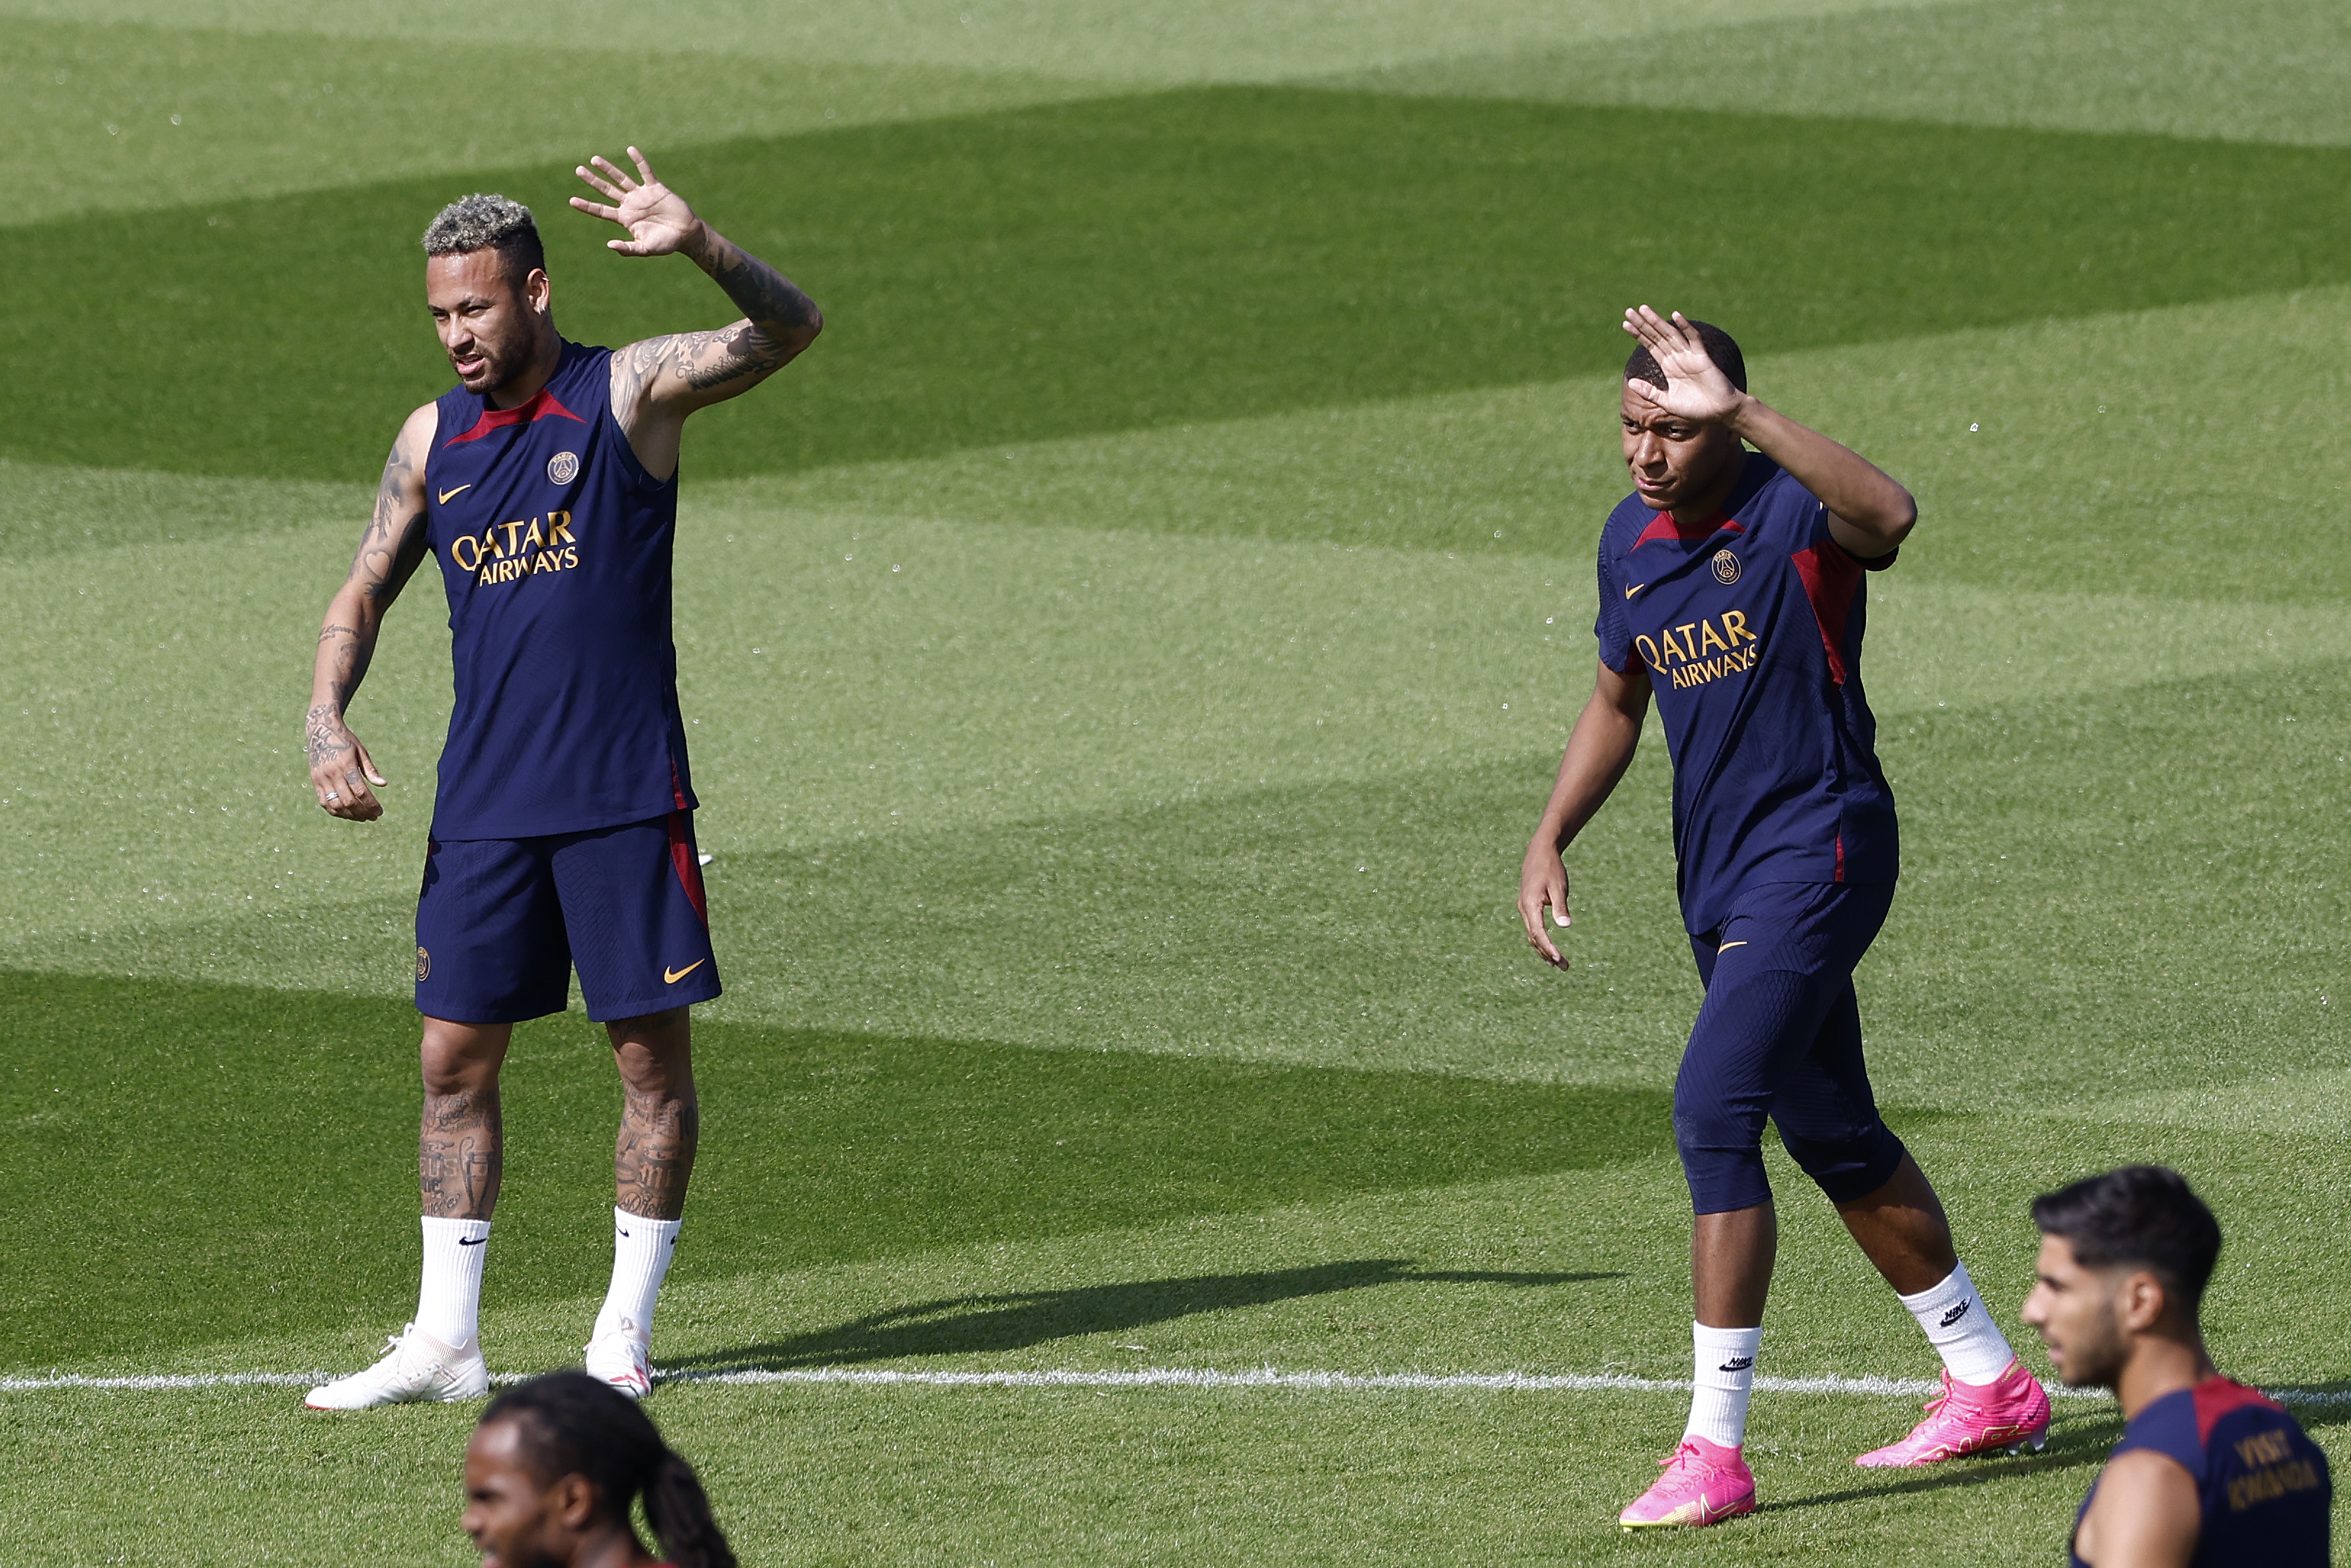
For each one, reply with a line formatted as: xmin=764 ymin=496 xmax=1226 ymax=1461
xmin=1519 ymin=309 xmax=2047 ymax=1528
xmin=302 ymin=148 xmax=821 ymax=1410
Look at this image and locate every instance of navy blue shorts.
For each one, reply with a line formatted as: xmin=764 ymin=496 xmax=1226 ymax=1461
xmin=414 ymin=812 xmax=721 ymax=1025
xmin=1674 ymin=880 xmax=1906 ymax=1215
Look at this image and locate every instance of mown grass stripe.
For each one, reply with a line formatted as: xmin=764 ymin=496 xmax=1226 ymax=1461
xmin=14 ymin=91 xmax=2351 ymax=480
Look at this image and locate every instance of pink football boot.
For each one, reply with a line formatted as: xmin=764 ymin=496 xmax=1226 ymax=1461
xmin=1854 ymin=1359 xmax=2051 ymax=1467
xmin=1617 ymin=1436 xmax=1757 ymax=1529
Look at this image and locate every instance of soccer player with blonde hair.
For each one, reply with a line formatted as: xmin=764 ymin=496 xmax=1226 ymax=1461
xmin=303 ymin=149 xmax=820 ymax=1409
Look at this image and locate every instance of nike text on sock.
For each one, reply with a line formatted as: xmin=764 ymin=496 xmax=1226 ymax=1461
xmin=1898 ymin=1260 xmax=2018 ymax=1386
xmin=416 ymin=1216 xmax=492 ymax=1349
xmin=593 ymin=1207 xmax=682 ymax=1349
xmin=1683 ymin=1322 xmax=1762 ymax=1450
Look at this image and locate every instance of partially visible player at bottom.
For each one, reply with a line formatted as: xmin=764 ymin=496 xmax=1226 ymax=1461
xmin=464 ymin=1371 xmax=736 ymax=1568
xmin=302 ymin=148 xmax=821 ymax=1409
xmin=1518 ymin=309 xmax=2048 ymax=1528
xmin=2024 ymin=1165 xmax=2329 ymax=1568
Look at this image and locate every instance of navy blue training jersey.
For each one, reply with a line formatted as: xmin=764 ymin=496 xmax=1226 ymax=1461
xmin=421 ymin=339 xmax=695 ymax=840
xmin=2070 ymin=1377 xmax=2329 ymax=1568
xmin=1594 ymin=452 xmax=1899 ymax=935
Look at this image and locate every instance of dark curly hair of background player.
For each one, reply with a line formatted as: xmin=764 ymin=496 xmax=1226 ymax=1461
xmin=467 ymin=1371 xmax=737 ymax=1568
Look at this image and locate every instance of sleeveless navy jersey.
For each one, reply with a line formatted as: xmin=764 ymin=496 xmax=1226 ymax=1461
xmin=1593 ymin=453 xmax=1898 ymax=935
xmin=2071 ymin=1377 xmax=2329 ymax=1568
xmin=421 ymin=339 xmax=695 ymax=840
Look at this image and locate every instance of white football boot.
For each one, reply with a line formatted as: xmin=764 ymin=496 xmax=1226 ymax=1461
xmin=304 ymin=1322 xmax=488 ymax=1410
xmin=583 ymin=1318 xmax=653 ymax=1399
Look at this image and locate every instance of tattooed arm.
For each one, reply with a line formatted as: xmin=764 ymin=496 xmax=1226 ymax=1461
xmin=308 ymin=403 xmax=436 ymax=821
xmin=570 ymin=145 xmax=823 ymax=481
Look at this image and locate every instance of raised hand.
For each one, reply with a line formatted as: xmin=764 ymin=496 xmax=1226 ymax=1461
xmin=570 ymin=147 xmax=703 ymax=258
xmin=1623 ymin=306 xmax=1745 ymax=426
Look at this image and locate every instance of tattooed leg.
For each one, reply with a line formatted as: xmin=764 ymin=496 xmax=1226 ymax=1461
xmin=419 ymin=1017 xmax=510 ymax=1220
xmin=610 ymin=1008 xmax=698 ymax=1221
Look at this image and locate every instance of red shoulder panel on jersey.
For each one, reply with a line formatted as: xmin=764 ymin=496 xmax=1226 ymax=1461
xmin=1790 ymin=542 xmax=1864 ymax=685
xmin=2193 ymin=1377 xmax=2285 ymax=1444
xmin=1633 ymin=511 xmax=1745 ymax=548
xmin=443 ymin=387 xmax=588 ymax=446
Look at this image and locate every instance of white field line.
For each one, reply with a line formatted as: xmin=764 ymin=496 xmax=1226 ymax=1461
xmin=0 ymin=1372 xmax=321 ymax=1392
xmin=8 ymin=1363 xmax=2351 ymax=1406
xmin=667 ymin=1366 xmax=1969 ymax=1397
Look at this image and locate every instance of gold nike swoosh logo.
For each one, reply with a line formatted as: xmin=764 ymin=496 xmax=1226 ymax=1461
xmin=1624 ymin=583 xmax=1645 ymax=598
xmin=663 ymin=959 xmax=707 ymax=984
xmin=1715 ymin=940 xmax=1747 ymax=951
xmin=437 ymin=485 xmax=472 ymax=504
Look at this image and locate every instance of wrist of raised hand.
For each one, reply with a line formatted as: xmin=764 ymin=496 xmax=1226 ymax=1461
xmin=1718 ymin=390 xmax=1765 ymax=439
xmin=683 ymin=219 xmax=725 ymax=270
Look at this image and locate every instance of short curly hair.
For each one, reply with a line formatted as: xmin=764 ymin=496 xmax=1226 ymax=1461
xmin=1626 ymin=319 xmax=1748 ymax=394
xmin=420 ymin=193 xmax=544 ymax=289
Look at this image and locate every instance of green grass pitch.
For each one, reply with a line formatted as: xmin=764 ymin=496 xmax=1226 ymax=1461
xmin=4 ymin=1 xmax=2351 ymax=1561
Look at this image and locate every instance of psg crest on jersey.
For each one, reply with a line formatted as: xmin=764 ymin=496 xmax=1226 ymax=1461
xmin=1712 ymin=550 xmax=1741 ymax=585
xmin=547 ymin=450 xmax=581 ymax=485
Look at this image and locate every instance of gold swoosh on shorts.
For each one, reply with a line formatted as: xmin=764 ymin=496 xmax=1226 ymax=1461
xmin=437 ymin=484 xmax=472 ymax=504
xmin=663 ymin=959 xmax=707 ymax=984
xmin=1715 ymin=940 xmax=1748 ymax=951
xmin=1624 ymin=582 xmax=1645 ymax=598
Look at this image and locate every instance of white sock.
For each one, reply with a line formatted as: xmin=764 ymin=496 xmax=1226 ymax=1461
xmin=416 ymin=1216 xmax=491 ymax=1349
xmin=1898 ymin=1261 xmax=2016 ymax=1386
xmin=593 ymin=1208 xmax=681 ymax=1348
xmin=1683 ymin=1323 xmax=1761 ymax=1450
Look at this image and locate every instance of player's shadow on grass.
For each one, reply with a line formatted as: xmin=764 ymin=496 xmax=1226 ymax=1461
xmin=668 ymin=1258 xmax=1616 ymax=1369
xmin=1753 ymin=1406 xmax=2120 ymax=1516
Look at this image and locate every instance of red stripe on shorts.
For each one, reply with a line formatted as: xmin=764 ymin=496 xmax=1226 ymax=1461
xmin=667 ymin=812 xmax=708 ymax=925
